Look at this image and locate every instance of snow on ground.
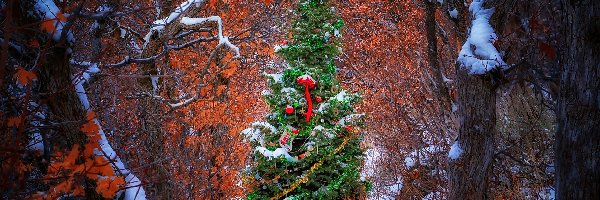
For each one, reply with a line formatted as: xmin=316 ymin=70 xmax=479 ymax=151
xmin=362 ymin=146 xmax=404 ymax=200
xmin=457 ymin=0 xmax=507 ymax=74
xmin=405 ymin=145 xmax=445 ymax=168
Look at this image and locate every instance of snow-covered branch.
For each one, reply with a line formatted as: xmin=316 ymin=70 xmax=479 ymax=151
xmin=70 ymin=60 xmax=147 ymax=200
xmin=34 ymin=0 xmax=74 ymax=43
xmin=456 ymin=0 xmax=507 ymax=75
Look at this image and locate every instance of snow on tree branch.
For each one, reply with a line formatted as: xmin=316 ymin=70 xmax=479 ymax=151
xmin=457 ymin=0 xmax=507 ymax=75
xmin=34 ymin=0 xmax=74 ymax=43
xmin=448 ymin=141 xmax=463 ymax=160
xmin=71 ymin=60 xmax=147 ymax=200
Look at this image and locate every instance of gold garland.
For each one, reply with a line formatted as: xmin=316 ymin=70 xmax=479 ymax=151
xmin=270 ymin=133 xmax=353 ymax=200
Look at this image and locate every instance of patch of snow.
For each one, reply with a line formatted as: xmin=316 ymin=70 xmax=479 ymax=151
xmin=405 ymin=156 xmax=416 ymax=168
xmin=281 ymin=87 xmax=297 ymax=93
xmin=449 ymin=8 xmax=459 ymax=19
xmin=362 ymin=146 xmax=383 ymax=178
xmin=256 ymin=147 xmax=298 ymax=162
xmin=180 ymin=16 xmax=219 ymax=26
xmin=333 ymin=90 xmax=348 ymax=101
xmin=261 ymin=90 xmax=271 ymax=96
xmin=538 ymin=187 xmax=556 ymax=200
xmin=448 ymin=141 xmax=463 ymax=160
xmin=264 ymin=73 xmax=283 ymax=83
xmin=405 ymin=145 xmax=445 ymax=168
xmin=313 ymin=125 xmax=325 ymax=131
xmin=242 ymin=122 xmax=277 ymax=146
xmin=34 ymin=0 xmax=74 ymax=43
xmin=456 ymin=0 xmax=507 ymax=75
xmin=317 ymin=103 xmax=330 ymax=113
xmin=451 ymin=103 xmax=458 ymax=113
xmin=151 ymin=76 xmax=159 ymax=94
xmin=386 ymin=177 xmax=404 ymax=197
xmin=28 ymin=132 xmax=44 ymax=152
xmin=153 ymin=0 xmax=203 ymax=27
xmin=274 ymin=44 xmax=288 ymax=52
xmin=337 ymin=113 xmax=365 ymax=126
xmin=422 ymin=191 xmax=443 ymax=200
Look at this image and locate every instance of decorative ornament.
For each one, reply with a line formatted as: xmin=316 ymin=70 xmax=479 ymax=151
xmin=282 ymin=40 xmax=288 ymax=45
xmin=285 ymin=105 xmax=294 ymax=114
xmin=279 ymin=132 xmax=292 ymax=151
xmin=296 ymin=75 xmax=316 ymax=122
xmin=345 ymin=125 xmax=352 ymax=132
xmin=292 ymin=129 xmax=299 ymax=135
xmin=298 ymin=153 xmax=305 ymax=159
xmin=315 ymin=95 xmax=323 ymax=103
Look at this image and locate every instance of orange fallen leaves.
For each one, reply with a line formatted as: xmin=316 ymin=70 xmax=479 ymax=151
xmin=14 ymin=67 xmax=37 ymax=86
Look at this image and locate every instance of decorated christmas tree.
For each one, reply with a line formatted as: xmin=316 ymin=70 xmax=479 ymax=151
xmin=242 ymin=0 xmax=370 ymax=199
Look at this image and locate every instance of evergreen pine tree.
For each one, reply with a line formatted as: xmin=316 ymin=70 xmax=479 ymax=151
xmin=242 ymin=0 xmax=370 ymax=199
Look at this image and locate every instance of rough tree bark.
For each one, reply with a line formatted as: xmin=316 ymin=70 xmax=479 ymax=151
xmin=424 ymin=0 xmax=451 ymax=110
xmin=556 ymin=0 xmax=600 ymax=199
xmin=448 ymin=67 xmax=496 ymax=200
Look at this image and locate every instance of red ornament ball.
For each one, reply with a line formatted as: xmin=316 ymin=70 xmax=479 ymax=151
xmin=292 ymin=129 xmax=299 ymax=135
xmin=345 ymin=125 xmax=352 ymax=132
xmin=285 ymin=105 xmax=294 ymax=114
xmin=315 ymin=96 xmax=323 ymax=103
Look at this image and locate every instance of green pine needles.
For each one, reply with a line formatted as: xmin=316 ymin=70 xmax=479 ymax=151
xmin=242 ymin=0 xmax=370 ymax=199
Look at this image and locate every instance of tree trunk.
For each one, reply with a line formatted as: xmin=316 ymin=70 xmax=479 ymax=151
xmin=425 ymin=1 xmax=451 ymax=110
xmin=449 ymin=68 xmax=496 ymax=200
xmin=556 ymin=0 xmax=600 ymax=199
xmin=38 ymin=45 xmax=86 ymax=148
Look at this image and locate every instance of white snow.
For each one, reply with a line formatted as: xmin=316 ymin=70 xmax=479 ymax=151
xmin=180 ymin=16 xmax=219 ymax=26
xmin=449 ymin=8 xmax=459 ymax=19
xmin=333 ymin=90 xmax=349 ymax=101
xmin=404 ymin=145 xmax=444 ymax=168
xmin=261 ymin=90 xmax=271 ymax=96
xmin=296 ymin=74 xmax=316 ymax=85
xmin=255 ymin=147 xmax=298 ymax=162
xmin=448 ymin=141 xmax=463 ymax=160
xmin=274 ymin=44 xmax=288 ymax=52
xmin=337 ymin=114 xmax=365 ymax=126
xmin=281 ymin=87 xmax=297 ymax=93
xmin=151 ymin=76 xmax=159 ymax=94
xmin=456 ymin=0 xmax=507 ymax=75
xmin=538 ymin=187 xmax=556 ymax=200
xmin=241 ymin=122 xmax=277 ymax=146
xmin=153 ymin=0 xmax=204 ymax=28
xmin=71 ymin=61 xmax=146 ymax=200
xmin=385 ymin=177 xmax=404 ymax=198
xmin=28 ymin=132 xmax=45 ymax=151
xmin=316 ymin=103 xmax=330 ymax=113
xmin=422 ymin=191 xmax=443 ymax=200
xmin=264 ymin=73 xmax=283 ymax=83
xmin=362 ymin=147 xmax=382 ymax=178
xmin=34 ymin=0 xmax=74 ymax=43
xmin=313 ymin=125 xmax=325 ymax=131
xmin=405 ymin=156 xmax=416 ymax=168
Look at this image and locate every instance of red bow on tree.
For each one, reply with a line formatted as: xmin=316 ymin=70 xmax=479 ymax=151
xmin=296 ymin=75 xmax=316 ymax=122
